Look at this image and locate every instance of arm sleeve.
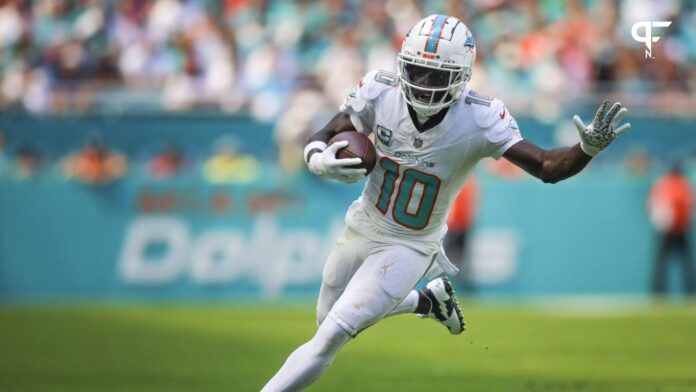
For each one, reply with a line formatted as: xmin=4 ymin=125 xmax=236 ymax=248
xmin=339 ymin=71 xmax=383 ymax=135
xmin=479 ymin=100 xmax=523 ymax=159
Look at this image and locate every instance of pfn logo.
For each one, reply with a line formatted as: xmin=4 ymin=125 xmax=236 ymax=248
xmin=631 ymin=21 xmax=672 ymax=59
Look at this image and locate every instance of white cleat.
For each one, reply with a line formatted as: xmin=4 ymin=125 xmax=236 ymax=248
xmin=419 ymin=277 xmax=466 ymax=335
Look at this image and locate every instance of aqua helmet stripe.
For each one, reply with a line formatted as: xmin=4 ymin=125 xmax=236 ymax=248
xmin=424 ymin=15 xmax=448 ymax=53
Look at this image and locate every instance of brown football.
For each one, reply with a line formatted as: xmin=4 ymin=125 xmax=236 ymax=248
xmin=328 ymin=131 xmax=377 ymax=174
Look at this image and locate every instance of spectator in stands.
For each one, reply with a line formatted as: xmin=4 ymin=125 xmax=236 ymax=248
xmin=63 ymin=137 xmax=127 ymax=184
xmin=647 ymin=163 xmax=695 ymax=294
xmin=13 ymin=144 xmax=41 ymax=179
xmin=149 ymin=144 xmax=184 ymax=179
xmin=0 ymin=1 xmax=693 ymax=116
xmin=202 ymin=136 xmax=260 ymax=184
xmin=445 ymin=177 xmax=479 ymax=292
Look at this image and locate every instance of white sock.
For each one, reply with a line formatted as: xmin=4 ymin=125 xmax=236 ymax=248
xmin=261 ymin=318 xmax=351 ymax=392
xmin=386 ymin=290 xmax=419 ymax=317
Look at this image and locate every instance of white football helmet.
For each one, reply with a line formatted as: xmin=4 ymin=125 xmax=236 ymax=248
xmin=398 ymin=15 xmax=476 ymax=116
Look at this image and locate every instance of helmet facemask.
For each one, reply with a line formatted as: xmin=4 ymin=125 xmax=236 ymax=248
xmin=398 ymin=53 xmax=471 ymax=116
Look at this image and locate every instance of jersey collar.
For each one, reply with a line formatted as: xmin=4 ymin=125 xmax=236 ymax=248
xmin=406 ymin=104 xmax=450 ymax=133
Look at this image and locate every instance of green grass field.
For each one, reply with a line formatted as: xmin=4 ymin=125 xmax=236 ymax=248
xmin=1 ymin=302 xmax=695 ymax=391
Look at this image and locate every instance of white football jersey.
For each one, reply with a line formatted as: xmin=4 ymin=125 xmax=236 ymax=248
xmin=339 ymin=70 xmax=522 ymax=254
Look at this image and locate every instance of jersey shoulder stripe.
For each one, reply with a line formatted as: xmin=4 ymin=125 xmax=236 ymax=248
xmin=340 ymin=70 xmax=399 ymax=134
xmin=461 ymin=89 xmax=506 ymax=129
xmin=358 ymin=70 xmax=398 ymax=100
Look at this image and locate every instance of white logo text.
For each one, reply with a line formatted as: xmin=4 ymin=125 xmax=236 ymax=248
xmin=631 ymin=21 xmax=672 ymax=59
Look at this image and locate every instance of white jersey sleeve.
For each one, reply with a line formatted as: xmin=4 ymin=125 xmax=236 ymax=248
xmin=474 ymin=98 xmax=523 ymax=159
xmin=339 ymin=70 xmax=397 ymax=135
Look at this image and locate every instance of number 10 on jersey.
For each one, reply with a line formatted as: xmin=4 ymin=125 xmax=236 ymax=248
xmin=375 ymin=157 xmax=441 ymax=230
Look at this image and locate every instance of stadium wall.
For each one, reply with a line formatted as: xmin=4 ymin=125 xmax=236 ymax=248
xmin=0 ymin=114 xmax=693 ymax=300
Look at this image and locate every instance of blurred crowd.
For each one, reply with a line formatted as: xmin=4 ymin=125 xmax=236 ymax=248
xmin=0 ymin=128 xmax=266 ymax=184
xmin=2 ymin=125 xmax=695 ymax=187
xmin=1 ymin=0 xmax=694 ymax=177
xmin=0 ymin=0 xmax=694 ymax=120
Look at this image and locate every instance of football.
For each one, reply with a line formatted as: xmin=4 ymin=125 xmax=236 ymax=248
xmin=329 ymin=131 xmax=377 ymax=174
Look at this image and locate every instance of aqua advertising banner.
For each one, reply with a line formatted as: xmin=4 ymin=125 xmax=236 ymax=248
xmin=0 ymin=114 xmax=692 ymax=300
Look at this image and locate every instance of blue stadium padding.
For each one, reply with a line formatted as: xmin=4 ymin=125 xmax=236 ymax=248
xmin=0 ymin=114 xmax=694 ymax=299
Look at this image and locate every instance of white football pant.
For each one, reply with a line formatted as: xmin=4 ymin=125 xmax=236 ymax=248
xmin=317 ymin=226 xmax=436 ymax=336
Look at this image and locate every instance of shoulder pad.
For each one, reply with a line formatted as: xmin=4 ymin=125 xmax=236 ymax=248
xmin=470 ymin=94 xmax=505 ymax=130
xmin=358 ymin=70 xmax=399 ymax=101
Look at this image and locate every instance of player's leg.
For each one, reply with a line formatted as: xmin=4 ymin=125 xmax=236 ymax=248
xmin=385 ymin=289 xmax=420 ymax=315
xmin=675 ymin=232 xmax=695 ymax=294
xmin=260 ymin=317 xmax=351 ymax=392
xmin=382 ymin=251 xmax=466 ymax=335
xmin=652 ymin=233 xmax=671 ymax=294
xmin=262 ymin=227 xmax=368 ymax=391
xmin=387 ymin=256 xmax=446 ymax=317
xmin=262 ymin=245 xmax=430 ymax=391
xmin=327 ymin=245 xmax=433 ymax=336
xmin=316 ymin=227 xmax=369 ymax=326
xmin=385 ymin=275 xmax=466 ymax=335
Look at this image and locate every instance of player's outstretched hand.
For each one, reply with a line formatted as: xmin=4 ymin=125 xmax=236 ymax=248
xmin=307 ymin=141 xmax=367 ymax=183
xmin=573 ymin=100 xmax=631 ymax=156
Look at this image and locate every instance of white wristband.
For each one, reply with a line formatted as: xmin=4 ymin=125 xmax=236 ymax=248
xmin=304 ymin=141 xmax=327 ymax=164
xmin=579 ymin=140 xmax=601 ymax=157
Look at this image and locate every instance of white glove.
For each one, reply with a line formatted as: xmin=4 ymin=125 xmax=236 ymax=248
xmin=307 ymin=140 xmax=367 ymax=183
xmin=573 ymin=100 xmax=631 ymax=156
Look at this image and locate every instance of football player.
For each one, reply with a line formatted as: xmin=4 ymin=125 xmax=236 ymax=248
xmin=262 ymin=14 xmax=630 ymax=391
